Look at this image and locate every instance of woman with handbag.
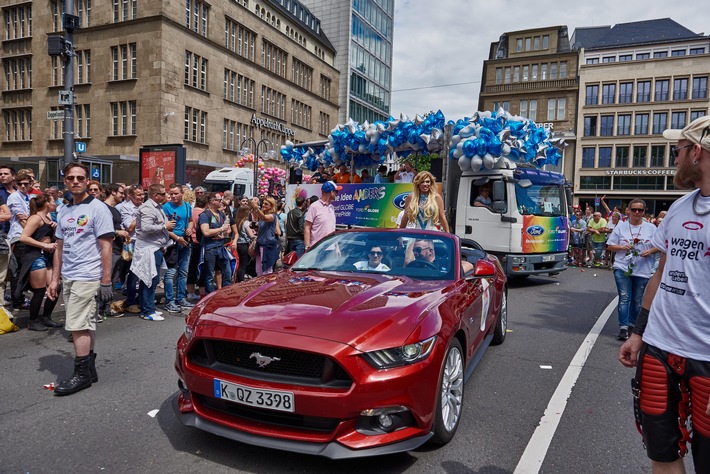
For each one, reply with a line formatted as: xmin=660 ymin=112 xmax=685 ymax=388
xmin=249 ymin=196 xmax=280 ymax=276
xmin=232 ymin=204 xmax=256 ymax=282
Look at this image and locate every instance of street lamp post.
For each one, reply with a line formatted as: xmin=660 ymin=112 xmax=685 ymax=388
xmin=240 ymin=137 xmax=273 ymax=197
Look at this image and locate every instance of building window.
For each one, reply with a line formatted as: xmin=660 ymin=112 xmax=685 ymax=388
xmin=692 ymin=77 xmax=708 ymax=99
xmin=636 ymin=53 xmax=650 ymax=60
xmin=528 ymin=99 xmax=537 ymax=121
xmin=580 ymin=176 xmax=611 ymax=190
xmin=184 ymin=106 xmax=207 ymax=143
xmin=690 ymin=48 xmax=706 ymax=55
xmin=110 ymin=43 xmax=136 ymax=81
xmin=654 ymin=51 xmax=668 ymax=58
xmin=291 ymin=58 xmax=313 ymax=90
xmin=673 ymin=78 xmax=689 ymax=100
xmin=619 ymin=82 xmax=633 ymax=103
xmin=547 ymin=98 xmax=565 ymax=121
xmin=586 ymin=58 xmax=599 ymax=65
xmin=3 ymin=108 xmax=32 ymax=142
xmin=582 ymin=147 xmax=595 ymax=168
xmin=319 ymin=112 xmax=330 ymax=136
xmin=113 ymin=0 xmax=137 ymax=22
xmin=185 ymin=0 xmax=208 ymax=36
xmin=550 ymin=63 xmax=557 ymax=79
xmin=635 ymin=113 xmax=649 ymax=135
xmin=224 ymin=69 xmax=255 ymax=108
xmin=3 ymin=57 xmax=32 ymax=90
xmin=652 ymin=112 xmax=667 ymax=134
xmin=616 ymin=146 xmax=629 ymax=168
xmin=513 ymin=66 xmax=520 ymax=82
xmin=559 ymin=61 xmax=567 ymax=79
xmin=525 ymin=37 xmax=531 ymax=51
xmin=691 ymin=110 xmax=706 ymax=121
xmin=541 ymin=63 xmax=547 ymax=80
xmin=262 ymin=40 xmax=287 ymax=78
xmin=584 ymin=116 xmax=597 ymax=136
xmin=495 ymin=67 xmax=502 ymax=84
xmin=260 ymin=86 xmax=286 ymax=119
xmin=75 ymin=104 xmax=90 ymax=139
xmin=542 ymin=35 xmax=549 ymax=49
xmin=110 ymin=101 xmax=137 ymax=136
xmin=602 ymin=56 xmax=616 ymax=63
xmin=655 ymin=79 xmax=669 ymax=101
xmin=600 ymin=115 xmax=614 ymax=136
xmin=516 ymin=38 xmax=522 ymax=52
xmin=633 ymin=146 xmax=647 ymax=167
xmin=637 ymin=81 xmax=651 ymax=102
xmin=184 ymin=51 xmax=208 ymax=91
xmin=225 ymin=18 xmax=256 ymax=62
xmin=51 ymin=56 xmax=65 ymax=87
xmin=671 ymin=111 xmax=687 ymax=129
xmin=531 ymin=64 xmax=538 ymax=81
xmin=52 ymin=1 xmax=91 ymax=30
xmin=619 ymin=54 xmax=633 ymax=62
xmin=520 ymin=100 xmax=528 ymax=118
xmin=75 ymin=50 xmax=91 ymax=84
xmin=319 ymin=75 xmax=331 ymax=101
xmin=650 ymin=145 xmax=666 ymax=167
xmin=290 ymin=99 xmax=311 ymax=129
xmin=522 ymin=65 xmax=529 ymax=81
xmin=504 ymin=67 xmax=511 ymax=84
xmin=671 ymin=49 xmax=686 ymax=57
xmin=493 ymin=101 xmax=510 ymax=112
xmin=3 ymin=5 xmax=32 ymax=39
xmin=533 ymin=36 xmax=540 ymax=50
xmin=585 ymin=84 xmax=599 ymax=105
xmin=617 ymin=115 xmax=631 ymax=135
xmin=602 ymin=83 xmax=616 ymax=104
xmin=598 ymin=147 xmax=612 ymax=167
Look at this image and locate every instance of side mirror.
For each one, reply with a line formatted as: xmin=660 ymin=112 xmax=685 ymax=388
xmin=492 ymin=181 xmax=506 ymax=214
xmin=471 ymin=259 xmax=496 ymax=278
xmin=282 ymin=251 xmax=299 ymax=267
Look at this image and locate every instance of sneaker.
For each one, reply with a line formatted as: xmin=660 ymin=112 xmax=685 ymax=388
xmin=178 ymin=299 xmax=194 ymax=310
xmin=164 ymin=302 xmax=182 ymax=314
xmin=142 ymin=312 xmax=164 ymax=321
xmin=107 ymin=309 xmax=124 ymax=318
xmin=93 ymin=313 xmax=104 ymax=324
xmin=617 ymin=328 xmax=629 ymax=341
xmin=28 ymin=320 xmax=49 ymax=332
xmin=186 ymin=292 xmax=200 ymax=301
xmin=125 ymin=305 xmax=141 ymax=314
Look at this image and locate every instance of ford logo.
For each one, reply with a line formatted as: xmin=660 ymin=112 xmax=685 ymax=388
xmin=526 ymin=225 xmax=545 ymax=236
xmin=393 ymin=192 xmax=411 ymax=210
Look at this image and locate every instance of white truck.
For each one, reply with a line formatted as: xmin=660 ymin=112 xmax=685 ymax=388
xmin=449 ymin=159 xmax=571 ymax=277
xmin=203 ymin=167 xmax=255 ymax=197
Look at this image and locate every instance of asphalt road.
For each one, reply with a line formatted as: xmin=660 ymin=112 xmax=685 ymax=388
xmin=0 ymin=268 xmax=694 ymax=473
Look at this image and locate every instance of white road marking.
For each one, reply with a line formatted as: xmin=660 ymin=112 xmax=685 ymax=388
xmin=513 ymin=296 xmax=619 ymax=474
xmin=539 ymin=365 xmax=552 ymax=369
xmin=147 ymin=409 xmax=160 ymax=418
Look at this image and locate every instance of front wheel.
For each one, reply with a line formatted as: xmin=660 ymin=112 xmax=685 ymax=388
xmin=430 ymin=338 xmax=464 ymax=445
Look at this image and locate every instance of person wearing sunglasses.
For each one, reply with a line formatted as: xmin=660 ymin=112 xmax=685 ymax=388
xmin=7 ymin=170 xmax=33 ymax=311
xmin=618 ymin=116 xmax=710 ymax=474
xmin=353 ymin=245 xmax=390 ymax=272
xmin=405 ymin=238 xmax=436 ymax=266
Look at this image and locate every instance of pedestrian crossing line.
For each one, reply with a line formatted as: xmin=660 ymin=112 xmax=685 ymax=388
xmin=513 ymin=296 xmax=619 ymax=474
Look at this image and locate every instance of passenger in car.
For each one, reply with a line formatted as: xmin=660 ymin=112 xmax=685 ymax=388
xmin=353 ymin=245 xmax=390 ymax=272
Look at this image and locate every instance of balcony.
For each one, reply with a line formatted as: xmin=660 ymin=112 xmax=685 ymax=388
xmin=483 ymin=78 xmax=578 ymax=94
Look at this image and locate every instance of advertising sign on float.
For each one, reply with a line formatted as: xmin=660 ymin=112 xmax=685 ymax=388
xmin=521 ymin=215 xmax=569 ymax=254
xmin=286 ymin=184 xmax=415 ymax=228
xmin=139 ymin=145 xmax=186 ymax=189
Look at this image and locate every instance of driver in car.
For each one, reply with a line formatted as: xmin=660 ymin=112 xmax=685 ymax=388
xmin=353 ymin=245 xmax=391 ymax=272
xmin=410 ymin=239 xmax=436 ymax=264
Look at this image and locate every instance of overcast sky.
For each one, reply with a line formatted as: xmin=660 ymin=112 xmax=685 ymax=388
xmin=390 ymin=1 xmax=706 ymax=121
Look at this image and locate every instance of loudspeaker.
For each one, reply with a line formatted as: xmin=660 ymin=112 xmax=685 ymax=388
xmin=289 ymin=167 xmax=303 ymax=184
xmin=430 ymin=158 xmax=443 ymax=182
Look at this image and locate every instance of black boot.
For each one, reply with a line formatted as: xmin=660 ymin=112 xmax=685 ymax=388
xmin=89 ymin=351 xmax=98 ymax=383
xmin=27 ymin=320 xmax=48 ymax=331
xmin=54 ymin=356 xmax=92 ymax=396
xmin=40 ymin=317 xmax=63 ymax=328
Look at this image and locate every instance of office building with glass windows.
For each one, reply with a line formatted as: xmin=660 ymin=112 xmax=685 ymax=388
xmin=1 ymin=0 xmax=339 ymax=187
xmin=303 ymin=0 xmax=393 ymax=124
xmin=572 ymin=19 xmax=710 ymax=213
xmin=479 ymin=26 xmax=579 ymax=179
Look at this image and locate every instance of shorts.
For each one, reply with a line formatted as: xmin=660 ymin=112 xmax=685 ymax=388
xmin=63 ymin=280 xmax=100 ymax=332
xmin=634 ymin=343 xmax=710 ymax=469
xmin=572 ymin=241 xmax=584 ymax=249
xmin=30 ymin=255 xmax=48 ymax=271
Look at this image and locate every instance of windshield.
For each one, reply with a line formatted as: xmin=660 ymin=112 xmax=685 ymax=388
xmin=204 ymin=182 xmax=231 ymax=193
xmin=292 ymin=231 xmax=456 ymax=281
xmin=515 ymin=183 xmax=566 ymax=217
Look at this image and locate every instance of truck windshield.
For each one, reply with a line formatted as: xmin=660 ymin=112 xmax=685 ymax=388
xmin=515 ymin=183 xmax=565 ymax=217
xmin=203 ymin=182 xmax=231 ymax=193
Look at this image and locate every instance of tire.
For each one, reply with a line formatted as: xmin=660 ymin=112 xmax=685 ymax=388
xmin=491 ymin=289 xmax=507 ymax=346
xmin=430 ymin=338 xmax=464 ymax=445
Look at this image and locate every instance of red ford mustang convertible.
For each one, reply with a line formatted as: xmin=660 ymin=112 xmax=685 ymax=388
xmin=174 ymin=229 xmax=507 ymax=458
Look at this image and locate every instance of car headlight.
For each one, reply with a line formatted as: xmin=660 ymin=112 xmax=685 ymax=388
xmin=363 ymin=336 xmax=437 ymax=369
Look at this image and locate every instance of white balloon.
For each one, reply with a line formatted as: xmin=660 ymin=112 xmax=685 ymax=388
xmin=285 ymin=140 xmax=294 ymax=148
xmin=459 ymin=124 xmax=476 ymax=138
xmin=450 ymin=134 xmax=462 ymax=147
xmin=483 ymin=153 xmax=495 ymax=170
xmin=458 ymin=156 xmax=472 ymax=171
xmin=452 ymin=147 xmax=463 ymax=159
xmin=471 ymin=155 xmax=483 ymax=172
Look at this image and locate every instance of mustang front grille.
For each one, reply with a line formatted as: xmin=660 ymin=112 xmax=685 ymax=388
xmin=188 ymin=339 xmax=352 ymax=388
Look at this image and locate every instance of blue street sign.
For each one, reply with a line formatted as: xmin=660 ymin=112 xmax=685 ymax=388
xmin=595 ymin=198 xmax=600 ymax=206
xmin=92 ymin=168 xmax=100 ymax=178
xmin=75 ymin=141 xmax=87 ymax=153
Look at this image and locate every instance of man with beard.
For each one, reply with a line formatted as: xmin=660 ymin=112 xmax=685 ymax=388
xmin=619 ymin=116 xmax=710 ymax=473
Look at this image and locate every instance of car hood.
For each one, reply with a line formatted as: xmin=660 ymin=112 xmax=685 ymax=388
xmin=192 ymin=271 xmax=452 ymax=350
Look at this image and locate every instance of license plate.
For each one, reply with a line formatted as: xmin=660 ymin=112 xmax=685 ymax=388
xmin=542 ymin=255 xmax=555 ymax=262
xmin=214 ymin=379 xmax=295 ymax=413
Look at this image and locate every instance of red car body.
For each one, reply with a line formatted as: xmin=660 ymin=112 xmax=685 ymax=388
xmin=174 ymin=229 xmax=507 ymax=458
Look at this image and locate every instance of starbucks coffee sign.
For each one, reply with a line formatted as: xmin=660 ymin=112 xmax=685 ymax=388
xmin=251 ymin=114 xmax=295 ymax=137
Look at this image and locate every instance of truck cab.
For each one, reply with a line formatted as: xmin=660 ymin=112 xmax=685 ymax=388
xmin=454 ymin=162 xmax=570 ymax=277
xmin=203 ymin=167 xmax=255 ymax=197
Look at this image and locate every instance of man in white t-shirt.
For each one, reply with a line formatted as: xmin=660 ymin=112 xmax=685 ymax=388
xmin=48 ymin=163 xmax=114 ymax=396
xmin=619 ymin=115 xmax=710 ymax=473
xmin=394 ymin=161 xmax=415 ymax=183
